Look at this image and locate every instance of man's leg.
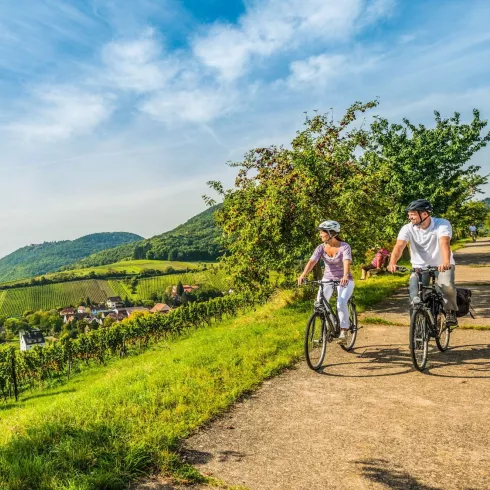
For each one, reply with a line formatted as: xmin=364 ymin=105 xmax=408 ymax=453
xmin=437 ymin=267 xmax=458 ymax=326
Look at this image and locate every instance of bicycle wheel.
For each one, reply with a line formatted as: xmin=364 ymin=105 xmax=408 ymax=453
xmin=304 ymin=312 xmax=327 ymax=370
xmin=341 ymin=302 xmax=358 ymax=351
xmin=435 ymin=311 xmax=450 ymax=352
xmin=410 ymin=309 xmax=429 ymax=371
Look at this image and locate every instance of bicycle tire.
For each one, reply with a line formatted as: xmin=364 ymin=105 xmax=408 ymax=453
xmin=410 ymin=309 xmax=429 ymax=371
xmin=341 ymin=302 xmax=358 ymax=351
xmin=304 ymin=312 xmax=327 ymax=370
xmin=435 ymin=310 xmax=450 ymax=351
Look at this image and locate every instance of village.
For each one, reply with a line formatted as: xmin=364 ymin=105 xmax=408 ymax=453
xmin=17 ymin=284 xmax=200 ymax=351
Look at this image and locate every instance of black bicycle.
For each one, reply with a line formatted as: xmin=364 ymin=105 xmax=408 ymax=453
xmin=302 ymin=279 xmax=358 ymax=370
xmin=397 ymin=266 xmax=451 ymax=371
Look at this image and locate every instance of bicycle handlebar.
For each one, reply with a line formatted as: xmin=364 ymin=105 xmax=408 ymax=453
xmin=302 ymin=279 xmax=341 ymax=286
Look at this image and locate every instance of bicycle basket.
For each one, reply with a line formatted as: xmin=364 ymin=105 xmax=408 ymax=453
xmin=456 ymin=288 xmax=472 ymax=317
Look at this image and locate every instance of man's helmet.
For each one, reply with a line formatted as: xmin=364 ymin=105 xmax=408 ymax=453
xmin=318 ymin=220 xmax=341 ymax=233
xmin=405 ymin=199 xmax=432 ymax=213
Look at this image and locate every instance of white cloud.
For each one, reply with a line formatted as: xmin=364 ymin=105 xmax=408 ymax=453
xmin=192 ymin=0 xmax=392 ymax=81
xmin=5 ymin=87 xmax=114 ymax=141
xmin=101 ymin=29 xmax=179 ymax=93
xmin=288 ymin=54 xmax=346 ymax=87
xmin=140 ymin=86 xmax=234 ymax=124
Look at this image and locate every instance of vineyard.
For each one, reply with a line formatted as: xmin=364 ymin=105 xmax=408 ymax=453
xmin=0 ymin=290 xmax=267 ymax=401
xmin=0 ymin=280 xmax=114 ymax=317
xmin=0 ymin=268 xmax=230 ymax=317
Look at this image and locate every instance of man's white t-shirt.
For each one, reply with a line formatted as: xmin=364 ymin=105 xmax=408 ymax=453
xmin=397 ymin=217 xmax=455 ymax=268
xmin=469 ymin=225 xmax=477 ymax=232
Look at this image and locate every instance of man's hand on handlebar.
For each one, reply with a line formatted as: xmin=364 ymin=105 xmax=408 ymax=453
xmin=387 ymin=263 xmax=398 ymax=273
xmin=438 ymin=262 xmax=451 ymax=272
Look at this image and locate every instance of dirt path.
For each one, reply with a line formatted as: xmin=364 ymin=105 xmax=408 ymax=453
xmin=140 ymin=239 xmax=490 ymax=490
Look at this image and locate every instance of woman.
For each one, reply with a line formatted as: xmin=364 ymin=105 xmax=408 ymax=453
xmin=360 ymin=247 xmax=390 ymax=280
xmin=298 ymin=220 xmax=354 ymax=341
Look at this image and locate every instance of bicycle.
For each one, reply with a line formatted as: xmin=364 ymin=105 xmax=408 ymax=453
xmin=302 ymin=279 xmax=358 ymax=370
xmin=396 ymin=266 xmax=451 ymax=371
xmin=470 ymin=231 xmax=477 ymax=242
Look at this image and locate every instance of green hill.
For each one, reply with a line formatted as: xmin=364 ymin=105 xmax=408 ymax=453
xmin=67 ymin=204 xmax=223 ymax=269
xmin=0 ymin=232 xmax=143 ymax=282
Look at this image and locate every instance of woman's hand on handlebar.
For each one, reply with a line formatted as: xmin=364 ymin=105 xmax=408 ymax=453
xmin=297 ymin=275 xmax=306 ymax=285
xmin=340 ymin=275 xmax=349 ymax=287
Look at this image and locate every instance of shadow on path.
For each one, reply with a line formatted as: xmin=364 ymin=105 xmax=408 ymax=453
xmin=355 ymin=459 xmax=442 ymax=490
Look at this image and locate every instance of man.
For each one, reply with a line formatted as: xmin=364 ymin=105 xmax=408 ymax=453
xmin=387 ymin=199 xmax=458 ymax=326
xmin=469 ymin=224 xmax=477 ymax=241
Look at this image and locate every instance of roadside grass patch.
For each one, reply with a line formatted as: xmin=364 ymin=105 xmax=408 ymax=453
xmin=361 ymin=317 xmax=404 ymax=326
xmin=0 ymin=291 xmax=308 ymax=490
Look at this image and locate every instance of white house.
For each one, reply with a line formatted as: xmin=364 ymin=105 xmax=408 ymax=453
xmin=106 ymin=296 xmax=124 ymax=309
xmin=19 ymin=330 xmax=45 ymax=351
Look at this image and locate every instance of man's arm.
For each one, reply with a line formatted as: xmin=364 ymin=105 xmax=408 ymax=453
xmin=387 ymin=240 xmax=407 ymax=272
xmin=439 ymin=236 xmax=451 ymax=272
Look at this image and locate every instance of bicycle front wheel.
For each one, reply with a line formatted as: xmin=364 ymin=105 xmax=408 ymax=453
xmin=341 ymin=302 xmax=358 ymax=352
xmin=305 ymin=312 xmax=327 ymax=370
xmin=435 ymin=311 xmax=450 ymax=351
xmin=410 ymin=309 xmax=429 ymax=371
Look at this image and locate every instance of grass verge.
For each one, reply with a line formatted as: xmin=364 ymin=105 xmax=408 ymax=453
xmin=0 ymin=291 xmax=308 ymax=490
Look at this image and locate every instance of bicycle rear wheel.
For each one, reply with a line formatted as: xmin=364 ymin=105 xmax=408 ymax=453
xmin=341 ymin=302 xmax=358 ymax=351
xmin=304 ymin=312 xmax=327 ymax=370
xmin=410 ymin=309 xmax=429 ymax=371
xmin=435 ymin=311 xmax=450 ymax=351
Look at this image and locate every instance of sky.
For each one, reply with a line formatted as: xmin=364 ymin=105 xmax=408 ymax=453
xmin=0 ymin=0 xmax=489 ymax=258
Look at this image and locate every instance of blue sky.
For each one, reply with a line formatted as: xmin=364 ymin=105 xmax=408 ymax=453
xmin=0 ymin=0 xmax=489 ymax=258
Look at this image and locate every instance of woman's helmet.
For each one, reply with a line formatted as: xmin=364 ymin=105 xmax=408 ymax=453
xmin=405 ymin=199 xmax=432 ymax=213
xmin=318 ymin=220 xmax=341 ymax=233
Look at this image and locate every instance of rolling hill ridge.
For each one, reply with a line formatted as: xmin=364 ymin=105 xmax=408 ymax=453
xmin=0 ymin=232 xmax=143 ymax=282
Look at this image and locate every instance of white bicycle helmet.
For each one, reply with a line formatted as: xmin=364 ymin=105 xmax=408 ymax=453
xmin=318 ymin=220 xmax=341 ymax=233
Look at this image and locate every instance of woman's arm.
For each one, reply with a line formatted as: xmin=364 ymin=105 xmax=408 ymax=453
xmin=340 ymin=259 xmax=351 ymax=286
xmin=298 ymin=259 xmax=318 ymax=284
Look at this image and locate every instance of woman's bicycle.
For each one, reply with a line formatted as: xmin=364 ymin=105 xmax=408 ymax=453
xmin=397 ymin=266 xmax=451 ymax=371
xmin=302 ymin=279 xmax=358 ymax=370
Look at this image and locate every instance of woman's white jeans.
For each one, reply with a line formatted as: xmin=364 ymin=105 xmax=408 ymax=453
xmin=316 ymin=280 xmax=355 ymax=330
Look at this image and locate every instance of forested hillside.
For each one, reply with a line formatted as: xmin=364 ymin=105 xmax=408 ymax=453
xmin=67 ymin=205 xmax=222 ymax=269
xmin=0 ymin=232 xmax=142 ymax=282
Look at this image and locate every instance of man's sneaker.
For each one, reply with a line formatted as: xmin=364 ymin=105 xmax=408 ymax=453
xmin=446 ymin=311 xmax=458 ymax=328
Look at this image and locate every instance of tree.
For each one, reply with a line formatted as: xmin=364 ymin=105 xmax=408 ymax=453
xmin=207 ymin=100 xmax=388 ymax=286
xmin=369 ymin=109 xmax=490 ymax=237
xmin=176 ymin=281 xmax=184 ymax=297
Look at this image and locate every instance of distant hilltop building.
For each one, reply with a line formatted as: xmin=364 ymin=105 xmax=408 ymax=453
xmin=19 ymin=329 xmax=45 ymax=351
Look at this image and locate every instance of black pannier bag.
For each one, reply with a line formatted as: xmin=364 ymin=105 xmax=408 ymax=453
xmin=456 ymin=288 xmax=472 ymax=317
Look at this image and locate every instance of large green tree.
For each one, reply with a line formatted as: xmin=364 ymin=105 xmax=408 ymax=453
xmin=208 ymin=102 xmax=489 ymax=288
xmin=208 ymin=101 xmax=388 ymax=287
xmin=369 ymin=109 xmax=489 ymax=236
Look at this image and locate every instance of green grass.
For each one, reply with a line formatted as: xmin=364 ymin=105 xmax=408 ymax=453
xmin=451 ymin=237 xmax=471 ymax=252
xmin=0 ymin=291 xmax=308 ymax=489
xmin=361 ymin=316 xmax=404 ymax=326
xmin=0 ymin=260 xmax=209 ymax=288
xmin=352 ymin=273 xmax=409 ymax=312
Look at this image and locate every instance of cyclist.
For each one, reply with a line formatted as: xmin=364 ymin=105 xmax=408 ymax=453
xmin=387 ymin=199 xmax=458 ymax=326
xmin=469 ymin=224 xmax=478 ymax=241
xmin=298 ymin=220 xmax=354 ymax=341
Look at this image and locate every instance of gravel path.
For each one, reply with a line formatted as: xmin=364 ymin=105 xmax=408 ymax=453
xmin=139 ymin=238 xmax=490 ymax=490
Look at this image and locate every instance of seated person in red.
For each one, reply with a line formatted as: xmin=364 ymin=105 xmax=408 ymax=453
xmin=361 ymin=248 xmax=390 ymax=280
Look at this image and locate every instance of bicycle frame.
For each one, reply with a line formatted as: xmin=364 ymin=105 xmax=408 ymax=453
xmin=412 ymin=267 xmax=446 ymax=335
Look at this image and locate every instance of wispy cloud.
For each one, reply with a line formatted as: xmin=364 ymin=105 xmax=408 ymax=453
xmin=288 ymin=54 xmax=346 ymax=87
xmin=100 ymin=28 xmax=179 ymax=93
xmin=4 ymin=87 xmax=114 ymax=141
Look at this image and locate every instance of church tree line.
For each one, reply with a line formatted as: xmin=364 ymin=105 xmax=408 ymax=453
xmin=207 ymin=100 xmax=489 ymax=287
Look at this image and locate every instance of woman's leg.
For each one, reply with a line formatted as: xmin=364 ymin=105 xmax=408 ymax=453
xmin=316 ymin=282 xmax=334 ymax=303
xmin=336 ymin=281 xmax=355 ymax=330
